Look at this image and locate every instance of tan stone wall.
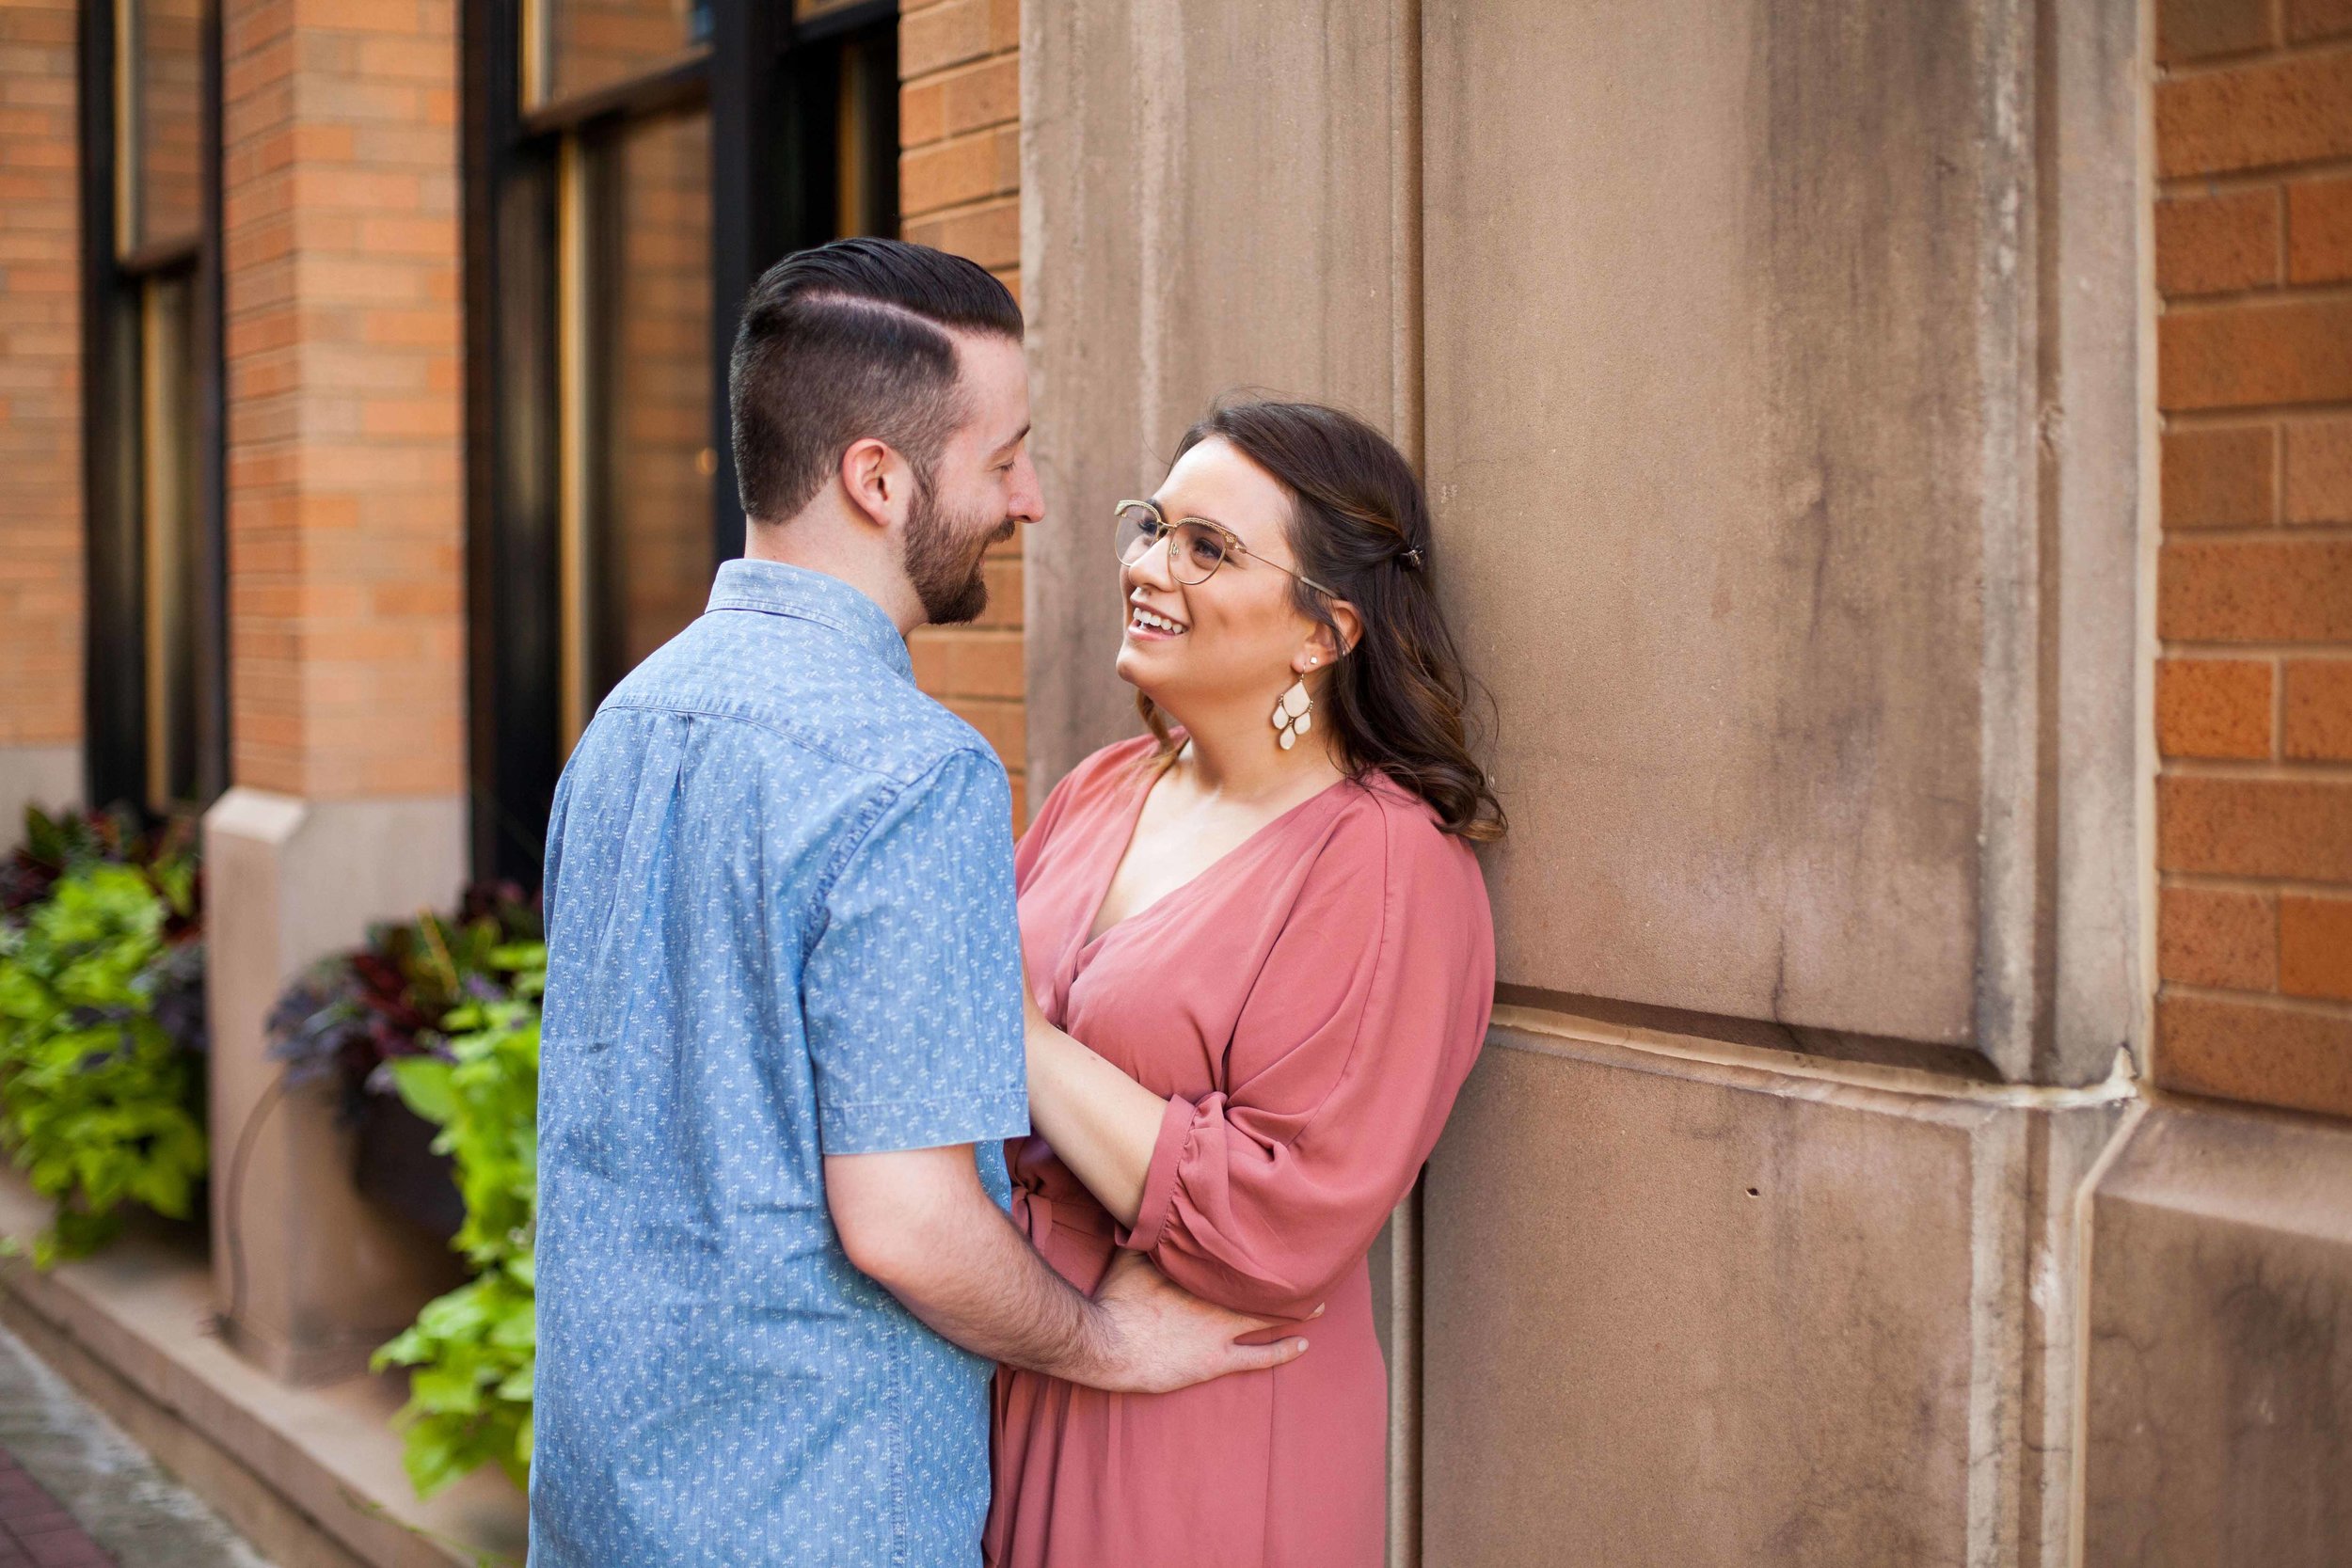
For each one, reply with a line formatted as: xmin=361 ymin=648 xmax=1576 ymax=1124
xmin=219 ymin=0 xmax=464 ymax=801
xmin=0 ymin=0 xmax=84 ymax=752
xmin=899 ymin=0 xmax=1025 ymax=816
xmin=2153 ymin=0 xmax=2352 ymax=1118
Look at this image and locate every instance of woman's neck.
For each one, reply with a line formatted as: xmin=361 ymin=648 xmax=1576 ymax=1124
xmin=1155 ymin=686 xmax=1343 ymax=804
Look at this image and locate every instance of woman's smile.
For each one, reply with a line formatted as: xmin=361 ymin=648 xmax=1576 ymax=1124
xmin=1125 ymin=599 xmax=1189 ymax=640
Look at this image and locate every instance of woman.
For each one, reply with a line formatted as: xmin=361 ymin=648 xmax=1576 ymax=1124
xmin=987 ymin=399 xmax=1502 ymax=1567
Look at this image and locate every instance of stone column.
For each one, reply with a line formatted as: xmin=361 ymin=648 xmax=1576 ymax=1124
xmin=1023 ymin=8 xmax=1429 ymax=1553
xmin=1411 ymin=0 xmax=2142 ymax=1555
xmin=1025 ymin=0 xmax=2153 ymax=1561
xmin=204 ymin=0 xmax=469 ymax=1384
xmin=1022 ymin=0 xmax=1424 ymax=788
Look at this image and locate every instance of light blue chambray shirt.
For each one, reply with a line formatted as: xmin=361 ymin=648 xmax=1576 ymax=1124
xmin=529 ymin=560 xmax=1028 ymax=1568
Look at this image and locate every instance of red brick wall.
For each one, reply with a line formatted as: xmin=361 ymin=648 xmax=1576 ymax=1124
xmin=219 ymin=0 xmax=465 ymax=800
xmin=0 ymin=0 xmax=83 ymax=750
xmin=2153 ymin=0 xmax=2352 ymax=1117
xmin=899 ymin=0 xmax=1025 ymax=818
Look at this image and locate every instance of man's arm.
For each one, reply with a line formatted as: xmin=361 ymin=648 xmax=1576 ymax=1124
xmin=825 ymin=1146 xmax=1311 ymax=1394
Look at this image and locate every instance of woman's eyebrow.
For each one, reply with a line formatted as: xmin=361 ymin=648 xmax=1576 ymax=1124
xmin=1153 ymin=499 xmax=1237 ymax=536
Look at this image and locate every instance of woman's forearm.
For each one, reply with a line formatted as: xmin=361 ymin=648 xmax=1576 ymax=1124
xmin=1024 ymin=1014 xmax=1168 ymax=1231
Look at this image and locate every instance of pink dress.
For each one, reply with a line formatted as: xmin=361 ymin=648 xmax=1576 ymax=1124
xmin=986 ymin=736 xmax=1496 ymax=1568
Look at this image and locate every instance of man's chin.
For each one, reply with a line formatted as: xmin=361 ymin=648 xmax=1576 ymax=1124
xmin=919 ymin=567 xmax=993 ymax=626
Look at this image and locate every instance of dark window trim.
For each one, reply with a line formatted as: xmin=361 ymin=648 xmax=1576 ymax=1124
xmin=77 ymin=0 xmax=134 ymax=811
xmin=76 ymin=0 xmax=230 ymax=820
xmin=196 ymin=0 xmax=228 ymax=820
xmin=117 ymin=236 xmax=200 ymax=276
xmin=792 ymin=0 xmax=897 ymax=45
xmin=706 ymin=0 xmax=784 ymax=567
xmin=462 ymin=0 xmax=899 ymax=884
xmin=517 ymin=48 xmax=710 ymax=138
xmin=463 ymin=0 xmax=564 ymax=881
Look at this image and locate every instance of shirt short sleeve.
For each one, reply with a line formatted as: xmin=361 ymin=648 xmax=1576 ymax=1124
xmin=802 ymin=745 xmax=1030 ymax=1156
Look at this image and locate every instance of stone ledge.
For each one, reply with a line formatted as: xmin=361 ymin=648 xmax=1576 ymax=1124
xmin=2079 ymin=1093 xmax=2352 ymax=1565
xmin=0 ymin=1173 xmax=527 ymax=1568
xmin=1422 ymin=1019 xmax=2137 ymax=1566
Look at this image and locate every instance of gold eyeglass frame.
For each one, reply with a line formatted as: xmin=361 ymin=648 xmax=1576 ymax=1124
xmin=1114 ymin=498 xmax=1340 ymax=598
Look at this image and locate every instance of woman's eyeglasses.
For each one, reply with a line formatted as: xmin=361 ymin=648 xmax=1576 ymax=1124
xmin=1113 ymin=499 xmax=1337 ymax=596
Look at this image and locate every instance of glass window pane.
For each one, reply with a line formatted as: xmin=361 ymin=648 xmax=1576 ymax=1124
xmin=542 ymin=0 xmax=707 ymax=106
xmin=833 ymin=26 xmax=894 ymax=237
xmin=127 ymin=0 xmax=204 ymax=252
xmin=597 ymin=110 xmax=712 ymax=691
xmin=140 ymin=271 xmax=214 ymax=811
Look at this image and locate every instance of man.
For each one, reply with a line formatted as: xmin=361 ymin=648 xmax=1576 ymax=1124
xmin=528 ymin=239 xmax=1304 ymax=1566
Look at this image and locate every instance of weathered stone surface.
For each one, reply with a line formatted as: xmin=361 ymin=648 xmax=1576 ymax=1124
xmin=1026 ymin=0 xmax=2142 ymax=1084
xmin=1418 ymin=0 xmax=2141 ymax=1079
xmin=1021 ymin=0 xmax=1418 ymax=794
xmin=2081 ymin=1099 xmax=2352 ymax=1566
xmin=202 ymin=788 xmax=469 ymax=1385
xmin=1420 ymin=1016 xmax=2130 ymax=1566
xmin=0 ymin=744 xmax=80 ymax=852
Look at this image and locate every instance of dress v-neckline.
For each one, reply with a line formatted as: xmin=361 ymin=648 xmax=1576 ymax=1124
xmin=1074 ymin=756 xmax=1352 ymax=954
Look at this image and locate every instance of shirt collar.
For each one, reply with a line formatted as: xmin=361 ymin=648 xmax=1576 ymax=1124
xmin=706 ymin=559 xmax=914 ymax=680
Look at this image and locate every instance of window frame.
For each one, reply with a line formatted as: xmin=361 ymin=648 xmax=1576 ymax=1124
xmin=77 ymin=0 xmax=230 ymax=819
xmin=461 ymin=0 xmax=898 ymax=884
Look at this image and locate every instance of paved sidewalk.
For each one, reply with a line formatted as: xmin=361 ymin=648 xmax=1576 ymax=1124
xmin=0 ymin=1447 xmax=113 ymax=1568
xmin=0 ymin=1322 xmax=274 ymax=1568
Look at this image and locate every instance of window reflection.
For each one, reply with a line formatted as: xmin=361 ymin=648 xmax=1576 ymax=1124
xmin=123 ymin=0 xmax=203 ymax=253
xmin=137 ymin=271 xmax=216 ymax=812
xmin=477 ymin=0 xmax=902 ymax=876
xmin=537 ymin=0 xmax=709 ymax=106
xmin=596 ymin=110 xmax=714 ymax=692
xmin=832 ymin=24 xmax=892 ymax=237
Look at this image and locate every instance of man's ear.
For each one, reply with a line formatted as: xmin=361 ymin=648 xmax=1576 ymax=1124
xmin=839 ymin=436 xmax=911 ymax=532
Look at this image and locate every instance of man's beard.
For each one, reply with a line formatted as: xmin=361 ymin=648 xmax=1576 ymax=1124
xmin=902 ymin=479 xmax=1014 ymax=626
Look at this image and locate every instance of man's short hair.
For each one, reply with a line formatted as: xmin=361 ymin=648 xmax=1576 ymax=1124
xmin=727 ymin=238 xmax=1024 ymax=524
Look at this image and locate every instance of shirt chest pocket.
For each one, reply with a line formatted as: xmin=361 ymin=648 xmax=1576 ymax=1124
xmin=541 ymin=1037 xmax=652 ymax=1188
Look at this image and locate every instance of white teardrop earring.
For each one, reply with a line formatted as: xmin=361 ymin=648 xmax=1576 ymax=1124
xmin=1272 ymin=673 xmax=1314 ymax=751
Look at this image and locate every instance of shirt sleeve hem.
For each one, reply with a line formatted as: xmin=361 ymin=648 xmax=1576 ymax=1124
xmin=1117 ymin=1093 xmax=1197 ymax=1254
xmin=818 ymin=1090 xmax=1031 ymax=1156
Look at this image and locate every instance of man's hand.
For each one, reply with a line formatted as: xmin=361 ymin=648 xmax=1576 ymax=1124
xmin=1079 ymin=1249 xmax=1312 ymax=1394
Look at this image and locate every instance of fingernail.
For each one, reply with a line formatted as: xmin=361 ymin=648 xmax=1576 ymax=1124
xmin=1295 ymin=1338 xmax=1311 ymax=1353
xmin=1311 ymin=1304 xmax=1326 ymax=1318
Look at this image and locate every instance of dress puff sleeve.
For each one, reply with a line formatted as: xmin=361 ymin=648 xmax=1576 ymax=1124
xmin=1115 ymin=784 xmax=1496 ymax=1319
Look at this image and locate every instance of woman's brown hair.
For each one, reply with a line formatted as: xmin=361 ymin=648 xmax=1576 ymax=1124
xmin=1140 ymin=398 xmax=1505 ymax=842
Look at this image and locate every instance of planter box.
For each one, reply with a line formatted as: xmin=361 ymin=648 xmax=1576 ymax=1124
xmin=351 ymin=1097 xmax=464 ymax=1247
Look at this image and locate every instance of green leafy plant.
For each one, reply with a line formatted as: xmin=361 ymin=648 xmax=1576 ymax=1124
xmin=267 ymin=883 xmax=541 ymax=1118
xmin=371 ymin=941 xmax=543 ymax=1497
xmin=0 ymin=807 xmax=207 ymax=1268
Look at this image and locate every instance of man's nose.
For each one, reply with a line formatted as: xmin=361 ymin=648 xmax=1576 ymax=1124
xmin=1009 ymin=452 xmax=1045 ymax=526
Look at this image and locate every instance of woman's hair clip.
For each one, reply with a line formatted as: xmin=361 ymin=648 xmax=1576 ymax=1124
xmin=1399 ymin=546 xmax=1425 ymax=571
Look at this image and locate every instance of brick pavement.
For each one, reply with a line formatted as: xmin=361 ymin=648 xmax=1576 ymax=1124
xmin=0 ymin=1448 xmax=114 ymax=1568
